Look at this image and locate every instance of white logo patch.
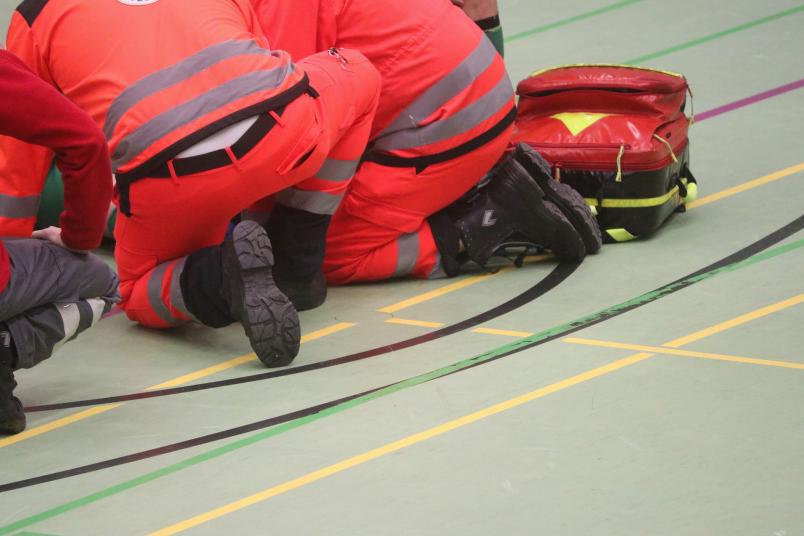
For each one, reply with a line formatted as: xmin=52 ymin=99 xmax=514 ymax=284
xmin=118 ymin=0 xmax=160 ymax=5
xmin=481 ymin=210 xmax=497 ymax=227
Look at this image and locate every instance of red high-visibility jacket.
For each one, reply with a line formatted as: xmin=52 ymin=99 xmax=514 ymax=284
xmin=0 ymin=0 xmax=307 ymax=236
xmin=252 ymin=0 xmax=507 ymax=145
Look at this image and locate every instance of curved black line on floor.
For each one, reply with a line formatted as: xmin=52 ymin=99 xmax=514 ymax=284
xmin=439 ymin=214 xmax=804 ymax=378
xmin=26 ymin=262 xmax=579 ymax=412
xmin=4 ymin=216 xmax=801 ymax=494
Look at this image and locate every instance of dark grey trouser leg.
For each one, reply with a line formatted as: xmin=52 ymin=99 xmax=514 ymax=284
xmin=0 ymin=239 xmax=120 ymax=370
xmin=8 ymin=299 xmax=111 ymax=369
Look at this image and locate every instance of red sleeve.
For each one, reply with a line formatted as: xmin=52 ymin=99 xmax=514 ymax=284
xmin=1 ymin=23 xmax=112 ymax=250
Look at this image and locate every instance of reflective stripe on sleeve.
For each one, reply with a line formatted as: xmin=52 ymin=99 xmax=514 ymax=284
xmin=0 ymin=193 xmax=40 ymax=219
xmin=104 ymin=40 xmax=274 ymax=140
xmin=111 ymin=66 xmax=297 ymax=171
xmin=377 ymin=37 xmax=498 ymax=139
xmin=372 ymin=73 xmax=513 ymax=152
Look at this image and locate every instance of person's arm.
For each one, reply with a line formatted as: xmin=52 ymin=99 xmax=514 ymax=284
xmin=0 ymin=24 xmax=112 ymax=250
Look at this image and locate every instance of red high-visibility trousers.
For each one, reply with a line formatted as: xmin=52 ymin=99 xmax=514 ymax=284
xmin=322 ymin=45 xmax=515 ymax=285
xmin=115 ymin=49 xmax=380 ymax=328
xmin=323 ymin=122 xmax=512 ymax=284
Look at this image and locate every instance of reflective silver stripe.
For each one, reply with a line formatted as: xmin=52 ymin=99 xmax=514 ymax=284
xmin=147 ymin=261 xmax=177 ymax=325
xmin=112 ymin=66 xmax=297 ymax=171
xmin=275 ymin=189 xmax=343 ymax=215
xmin=372 ymin=73 xmax=513 ymax=152
xmin=377 ymin=38 xmax=497 ymax=138
xmin=104 ymin=40 xmax=272 ymax=140
xmin=316 ymin=158 xmax=359 ymax=182
xmin=394 ymin=233 xmax=420 ymax=277
xmin=168 ymin=257 xmax=196 ymax=321
xmin=428 ymin=253 xmax=448 ymax=279
xmin=71 ymin=301 xmax=95 ymax=341
xmin=86 ymin=298 xmax=107 ymax=326
xmin=0 ymin=193 xmax=40 ymax=219
xmin=53 ymin=303 xmax=81 ymax=351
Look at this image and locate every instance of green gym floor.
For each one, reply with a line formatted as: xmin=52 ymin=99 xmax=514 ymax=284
xmin=2 ymin=1 xmax=804 ymax=534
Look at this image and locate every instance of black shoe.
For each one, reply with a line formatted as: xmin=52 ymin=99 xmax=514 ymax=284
xmin=513 ymin=143 xmax=603 ymax=254
xmin=0 ymin=358 xmax=25 ymax=435
xmin=274 ymin=270 xmax=328 ymax=312
xmin=222 ymin=221 xmax=301 ymax=367
xmin=449 ymin=156 xmax=586 ymax=266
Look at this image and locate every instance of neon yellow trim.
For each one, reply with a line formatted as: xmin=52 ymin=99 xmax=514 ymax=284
xmin=683 ymin=181 xmax=699 ymax=204
xmin=530 ymin=63 xmax=685 ymax=79
xmin=550 ymin=112 xmax=613 ymax=136
xmin=584 ymin=186 xmax=682 ymax=208
xmin=606 ymin=228 xmax=637 ymax=242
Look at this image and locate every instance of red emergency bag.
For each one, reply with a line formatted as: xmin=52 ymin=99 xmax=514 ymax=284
xmin=512 ymin=64 xmax=698 ymax=242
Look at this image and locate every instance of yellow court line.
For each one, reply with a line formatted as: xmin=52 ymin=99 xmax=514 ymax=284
xmin=384 ymin=318 xmax=446 ymax=328
xmin=664 ymin=294 xmax=804 ymax=348
xmin=687 ymin=162 xmax=804 ymax=210
xmin=377 ymin=254 xmax=553 ymax=314
xmin=563 ymin=338 xmax=804 ymax=371
xmin=472 ymin=327 xmax=535 ymax=338
xmin=378 ymin=274 xmax=496 ymax=314
xmin=148 ymin=322 xmax=356 ymax=390
xmin=0 ymin=323 xmax=356 ymax=449
xmin=149 ymin=296 xmax=799 ymax=535
xmin=147 ymin=352 xmax=655 ymax=536
xmin=0 ymin=404 xmax=122 ymax=448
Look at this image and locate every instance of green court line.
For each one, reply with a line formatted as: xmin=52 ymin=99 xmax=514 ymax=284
xmin=626 ymin=4 xmax=804 ymax=64
xmin=2 ymin=237 xmax=802 ymax=535
xmin=505 ymin=0 xmax=645 ymax=43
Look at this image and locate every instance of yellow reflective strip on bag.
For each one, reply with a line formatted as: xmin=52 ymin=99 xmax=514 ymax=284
xmin=584 ymin=186 xmax=682 ymax=209
xmin=605 ymin=228 xmax=638 ymax=242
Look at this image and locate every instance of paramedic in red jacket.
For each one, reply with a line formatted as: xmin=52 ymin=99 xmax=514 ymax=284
xmin=251 ymin=0 xmax=521 ymax=306
xmin=2 ymin=0 xmax=380 ymax=367
xmin=0 ymin=50 xmax=119 ymax=435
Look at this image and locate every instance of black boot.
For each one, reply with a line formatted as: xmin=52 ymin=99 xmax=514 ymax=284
xmin=265 ymin=204 xmax=329 ymax=311
xmin=433 ymin=154 xmax=586 ymax=268
xmin=513 ymin=143 xmax=603 ymax=254
xmin=0 ymin=325 xmax=25 ymax=435
xmin=181 ymin=222 xmax=301 ymax=367
xmin=221 ymin=221 xmax=301 ymax=367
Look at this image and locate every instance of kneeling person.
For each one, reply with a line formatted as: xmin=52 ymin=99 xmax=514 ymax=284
xmin=0 ymin=51 xmax=119 ymax=435
xmin=1 ymin=0 xmax=381 ymax=367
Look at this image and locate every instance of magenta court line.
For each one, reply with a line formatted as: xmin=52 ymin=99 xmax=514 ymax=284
xmin=696 ymin=77 xmax=804 ymax=122
xmin=95 ymin=77 xmax=804 ymax=322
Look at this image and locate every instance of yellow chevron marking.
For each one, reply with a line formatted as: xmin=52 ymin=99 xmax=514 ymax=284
xmin=551 ymin=112 xmax=613 ymax=136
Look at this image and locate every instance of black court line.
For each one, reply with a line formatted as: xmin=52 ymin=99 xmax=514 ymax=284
xmin=25 ymin=262 xmax=580 ymax=412
xmin=3 ymin=215 xmax=801 ymax=493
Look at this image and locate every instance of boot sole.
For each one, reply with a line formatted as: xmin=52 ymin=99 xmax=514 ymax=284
xmin=492 ymin=163 xmax=587 ymax=262
xmin=514 ymin=144 xmax=603 ymax=254
xmin=226 ymin=222 xmax=301 ymax=367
